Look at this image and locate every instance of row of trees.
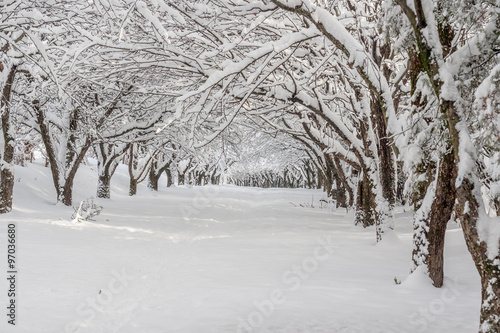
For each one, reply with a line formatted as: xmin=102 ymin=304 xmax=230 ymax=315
xmin=163 ymin=0 xmax=500 ymax=329
xmin=0 ymin=0 xmax=233 ymax=207
xmin=1 ymin=0 xmax=499 ymax=331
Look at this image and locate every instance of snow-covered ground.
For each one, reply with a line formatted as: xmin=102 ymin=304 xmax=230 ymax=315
xmin=0 ymin=162 xmax=481 ymax=333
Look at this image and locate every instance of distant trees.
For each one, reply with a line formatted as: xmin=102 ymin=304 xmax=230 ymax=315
xmin=225 ymin=130 xmax=314 ymax=188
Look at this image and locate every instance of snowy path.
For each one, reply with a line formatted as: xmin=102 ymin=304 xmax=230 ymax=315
xmin=0 ymin=164 xmax=481 ymax=333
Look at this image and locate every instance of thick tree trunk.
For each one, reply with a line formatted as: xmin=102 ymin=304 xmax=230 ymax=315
xmin=479 ymin=269 xmax=500 ymax=333
xmin=456 ymin=177 xmax=500 ymax=332
xmin=443 ymin=98 xmax=500 ymax=331
xmin=411 ymin=150 xmax=456 ymax=287
xmin=446 ymin=101 xmax=500 ymax=331
xmin=427 ymin=151 xmax=456 ymax=287
xmin=0 ymin=166 xmax=14 ymax=214
xmin=0 ymin=64 xmax=17 ymax=214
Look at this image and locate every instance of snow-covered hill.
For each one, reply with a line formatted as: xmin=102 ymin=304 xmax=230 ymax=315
xmin=0 ymin=162 xmax=481 ymax=332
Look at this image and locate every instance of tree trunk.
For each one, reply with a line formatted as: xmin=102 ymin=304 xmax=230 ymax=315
xmin=0 ymin=165 xmax=14 ymax=214
xmin=355 ymin=171 xmax=376 ymax=228
xmin=333 ymin=173 xmax=347 ymax=208
xmin=148 ymin=161 xmax=167 ymax=191
xmin=333 ymin=155 xmax=354 ymax=207
xmin=97 ymin=173 xmax=112 ymax=199
xmin=59 ymin=141 xmax=91 ymax=206
xmin=61 ymin=181 xmax=74 ymax=207
xmin=97 ymin=158 xmax=117 ymax=199
xmin=129 ymin=180 xmax=137 ymax=196
xmin=96 ymin=143 xmax=127 ymax=199
xmin=148 ymin=174 xmax=159 ymax=191
xmin=396 ymin=161 xmax=406 ymax=205
xmin=316 ymin=167 xmax=323 ymax=189
xmin=178 ymin=171 xmax=185 ymax=185
xmin=411 ymin=150 xmax=456 ymax=287
xmin=371 ymin=98 xmax=396 ymax=209
xmin=427 ymin=151 xmax=456 ymax=287
xmin=456 ymin=176 xmax=500 ymax=332
xmin=35 ymin=100 xmax=91 ymax=206
xmin=128 ymin=145 xmax=137 ymax=196
xmin=0 ymin=64 xmax=17 ymax=214
xmin=196 ymin=172 xmax=204 ymax=186
xmin=443 ymin=101 xmax=500 ymax=331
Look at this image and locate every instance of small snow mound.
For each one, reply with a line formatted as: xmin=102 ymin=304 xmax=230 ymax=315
xmin=401 ymin=266 xmax=434 ymax=290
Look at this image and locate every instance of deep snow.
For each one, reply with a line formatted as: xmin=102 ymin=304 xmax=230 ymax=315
xmin=0 ymin=161 xmax=481 ymax=333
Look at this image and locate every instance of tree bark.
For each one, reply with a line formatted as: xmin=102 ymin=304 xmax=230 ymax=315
xmin=445 ymin=100 xmax=500 ymax=332
xmin=60 ymin=139 xmax=91 ymax=206
xmin=97 ymin=173 xmax=112 ymax=199
xmin=97 ymin=158 xmax=119 ymax=199
xmin=0 ymin=64 xmax=16 ymax=214
xmin=411 ymin=150 xmax=456 ymax=287
xmin=333 ymin=155 xmax=354 ymax=207
xmin=128 ymin=145 xmax=138 ymax=196
xmin=178 ymin=171 xmax=185 ymax=185
xmin=129 ymin=178 xmax=137 ymax=196
xmin=35 ymin=101 xmax=91 ymax=206
xmin=427 ymin=151 xmax=456 ymax=287
xmin=35 ymin=100 xmax=61 ymax=198
xmin=370 ymin=97 xmax=396 ymax=208
xmin=96 ymin=143 xmax=128 ymax=199
xmin=147 ymin=160 xmax=170 ymax=191
xmin=148 ymin=168 xmax=160 ymax=191
xmin=355 ymin=171 xmax=376 ymax=228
